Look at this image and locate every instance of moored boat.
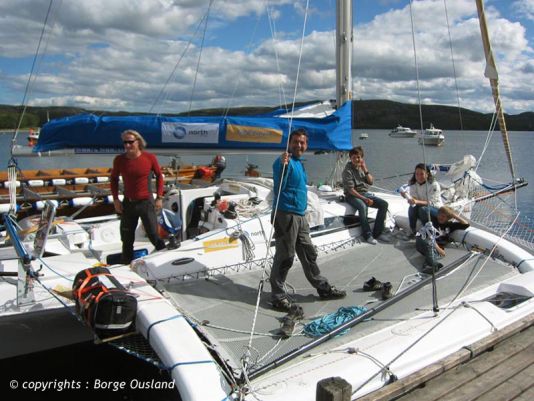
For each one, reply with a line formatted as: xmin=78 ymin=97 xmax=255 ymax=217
xmin=389 ymin=125 xmax=417 ymax=138
xmin=418 ymin=123 xmax=445 ymax=146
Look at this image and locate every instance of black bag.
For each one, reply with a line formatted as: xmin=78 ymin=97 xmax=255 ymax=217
xmin=72 ymin=267 xmax=137 ymax=336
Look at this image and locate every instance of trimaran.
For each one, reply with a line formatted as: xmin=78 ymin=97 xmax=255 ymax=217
xmin=1 ymin=1 xmax=533 ymax=400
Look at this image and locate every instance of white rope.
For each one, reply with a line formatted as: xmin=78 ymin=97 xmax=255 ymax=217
xmin=241 ymin=0 xmax=311 ymax=375
xmin=222 ymin=7 xmax=265 ymax=117
xmin=187 ymin=0 xmax=214 ymax=115
xmin=443 ymin=0 xmax=464 ymax=132
xmin=8 ymin=162 xmax=18 ymax=214
xmin=149 ymin=12 xmax=209 ymax=115
xmin=265 ymin=0 xmax=289 ymax=112
xmin=10 ymin=0 xmax=57 ymax=157
xmin=475 ymin=109 xmax=499 ymax=172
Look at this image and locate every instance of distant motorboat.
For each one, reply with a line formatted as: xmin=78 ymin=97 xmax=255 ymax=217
xmin=389 ymin=125 xmax=417 ymax=138
xmin=359 ymin=132 xmax=368 ymax=139
xmin=418 ymin=123 xmax=445 ymax=146
xmin=27 ymin=128 xmax=39 ymax=147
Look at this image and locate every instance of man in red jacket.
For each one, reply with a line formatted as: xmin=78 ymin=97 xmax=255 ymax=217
xmin=111 ymin=129 xmax=166 ymax=264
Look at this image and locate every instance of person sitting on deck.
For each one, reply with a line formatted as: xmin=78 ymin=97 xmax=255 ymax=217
xmin=342 ymin=146 xmax=391 ymax=245
xmin=416 ymin=205 xmax=470 ymax=273
xmin=402 ymin=163 xmax=443 ymax=237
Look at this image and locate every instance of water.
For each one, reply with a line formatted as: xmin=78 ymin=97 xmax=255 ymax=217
xmin=1 ymin=128 xmax=533 ymax=400
xmin=4 ymin=129 xmax=531 ymax=217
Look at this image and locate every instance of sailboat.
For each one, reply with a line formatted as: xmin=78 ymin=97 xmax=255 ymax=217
xmin=1 ymin=1 xmax=532 ymax=400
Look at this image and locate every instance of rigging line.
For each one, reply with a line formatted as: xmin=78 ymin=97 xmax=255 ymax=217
xmin=445 ymin=215 xmax=520 ymax=309
xmin=242 ymin=0 xmax=311 ymax=372
xmin=187 ymin=0 xmax=215 ymax=116
xmin=10 ymin=0 xmax=55 ymax=159
xmin=408 ymin=0 xmax=434 ymax=250
xmin=442 ymin=0 xmax=464 ymax=132
xmin=475 ymin=109 xmax=499 ymax=172
xmin=355 ymin=223 xmax=516 ymax=396
xmin=265 ymin=0 xmax=289 ymax=112
xmin=148 ymin=12 xmax=208 ymax=115
xmin=352 ymin=252 xmax=479 ymax=395
xmin=222 ymin=4 xmax=264 ymax=118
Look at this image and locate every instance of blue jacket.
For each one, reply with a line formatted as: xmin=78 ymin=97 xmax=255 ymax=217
xmin=272 ymin=155 xmax=308 ymax=215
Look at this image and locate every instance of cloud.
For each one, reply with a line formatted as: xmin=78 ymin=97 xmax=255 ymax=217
xmin=0 ymin=0 xmax=532 ymax=114
xmin=513 ymin=0 xmax=534 ymax=21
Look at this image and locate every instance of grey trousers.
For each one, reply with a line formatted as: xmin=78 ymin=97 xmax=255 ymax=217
xmin=120 ymin=199 xmax=165 ymax=264
xmin=269 ymin=211 xmax=331 ymax=301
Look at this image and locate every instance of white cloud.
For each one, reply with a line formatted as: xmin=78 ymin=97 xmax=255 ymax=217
xmin=0 ymin=0 xmax=532 ymax=114
xmin=513 ymin=0 xmax=534 ymax=20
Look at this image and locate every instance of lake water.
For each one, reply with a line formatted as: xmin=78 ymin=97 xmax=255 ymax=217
xmin=1 ymin=128 xmax=533 ymax=400
xmin=2 ymin=129 xmax=533 ymax=218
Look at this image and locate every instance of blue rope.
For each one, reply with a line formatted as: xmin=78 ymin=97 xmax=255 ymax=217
xmin=303 ymin=306 xmax=368 ymax=338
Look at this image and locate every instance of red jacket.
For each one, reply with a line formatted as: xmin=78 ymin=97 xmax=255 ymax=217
xmin=111 ymin=152 xmax=163 ymax=200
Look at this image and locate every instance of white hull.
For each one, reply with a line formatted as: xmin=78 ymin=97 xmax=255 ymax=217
xmin=418 ymin=134 xmax=445 ymax=146
xmin=389 ymin=126 xmax=417 ymax=138
xmin=1 ymin=175 xmax=532 ymax=401
xmin=389 ymin=132 xmax=416 ymax=138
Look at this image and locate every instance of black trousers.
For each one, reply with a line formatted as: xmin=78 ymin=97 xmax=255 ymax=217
xmin=120 ymin=199 xmax=165 ymax=264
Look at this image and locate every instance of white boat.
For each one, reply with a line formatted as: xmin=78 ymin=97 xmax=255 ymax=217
xmin=389 ymin=125 xmax=417 ymax=138
xmin=1 ymin=1 xmax=532 ymax=401
xmin=418 ymin=123 xmax=445 ymax=146
xmin=359 ymin=132 xmax=369 ymax=139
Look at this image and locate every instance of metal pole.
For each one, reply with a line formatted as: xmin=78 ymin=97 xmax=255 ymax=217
xmin=336 ymin=0 xmax=353 ymax=108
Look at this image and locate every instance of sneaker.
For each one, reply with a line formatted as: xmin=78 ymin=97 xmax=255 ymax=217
xmin=366 ymin=236 xmax=378 ymax=245
xmin=271 ymin=298 xmax=292 ymax=312
xmin=319 ymin=286 xmax=347 ymax=300
xmin=363 ymin=276 xmax=383 ymax=291
xmin=279 ymin=316 xmax=296 ymax=338
xmin=421 ymin=262 xmax=444 ymax=275
xmin=287 ymin=304 xmax=304 ymax=320
xmin=377 ymin=232 xmax=393 ymax=243
xmin=381 ymin=282 xmax=393 ymax=300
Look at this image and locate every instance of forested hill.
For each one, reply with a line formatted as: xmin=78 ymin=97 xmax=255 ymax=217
xmin=353 ymin=100 xmax=534 ymax=131
xmin=0 ymin=100 xmax=532 ymax=131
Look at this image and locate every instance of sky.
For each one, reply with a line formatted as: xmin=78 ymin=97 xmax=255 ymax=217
xmin=0 ymin=0 xmax=532 ymax=115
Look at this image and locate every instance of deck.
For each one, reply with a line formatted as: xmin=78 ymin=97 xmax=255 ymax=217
xmin=359 ymin=316 xmax=534 ymax=401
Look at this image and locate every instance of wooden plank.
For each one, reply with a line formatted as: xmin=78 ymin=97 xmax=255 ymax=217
xmin=356 ymin=315 xmax=534 ymax=401
xmin=438 ymin=343 xmax=534 ymax=401
xmin=393 ymin=325 xmax=534 ymax=401
xmin=474 ymin=362 xmax=534 ymax=401
xmin=511 ymin=385 xmax=534 ymax=401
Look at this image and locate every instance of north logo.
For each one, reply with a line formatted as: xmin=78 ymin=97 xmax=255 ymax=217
xmin=171 ymin=125 xmax=187 ymax=139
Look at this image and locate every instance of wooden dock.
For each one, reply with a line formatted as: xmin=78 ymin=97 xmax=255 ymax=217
xmin=357 ymin=315 xmax=534 ymax=401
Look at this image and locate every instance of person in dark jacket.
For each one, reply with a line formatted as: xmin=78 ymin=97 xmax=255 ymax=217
xmin=416 ymin=205 xmax=470 ymax=273
xmin=269 ymin=128 xmax=346 ymax=311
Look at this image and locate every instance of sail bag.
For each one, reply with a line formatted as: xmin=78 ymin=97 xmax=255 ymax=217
xmin=72 ymin=267 xmax=137 ymax=336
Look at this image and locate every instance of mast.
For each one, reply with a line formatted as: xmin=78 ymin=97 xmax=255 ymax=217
xmin=475 ymin=0 xmax=516 ymax=180
xmin=336 ymin=0 xmax=353 ymax=108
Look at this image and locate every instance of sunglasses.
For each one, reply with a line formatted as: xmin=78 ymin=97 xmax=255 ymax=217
xmin=123 ymin=140 xmax=137 ymax=145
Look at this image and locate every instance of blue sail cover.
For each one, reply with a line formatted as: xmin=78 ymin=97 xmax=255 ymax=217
xmin=34 ymin=101 xmax=353 ymax=154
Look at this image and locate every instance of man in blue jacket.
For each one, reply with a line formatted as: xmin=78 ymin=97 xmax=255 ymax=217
xmin=269 ymin=128 xmax=346 ymax=312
